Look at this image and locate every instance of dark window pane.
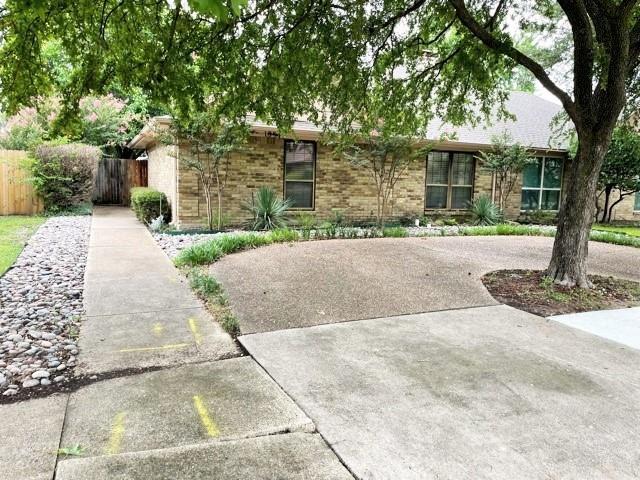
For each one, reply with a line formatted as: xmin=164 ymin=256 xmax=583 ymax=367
xmin=521 ymin=189 xmax=539 ymax=210
xmin=427 ymin=152 xmax=449 ymax=184
xmin=285 ymin=181 xmax=313 ymax=208
xmin=451 ymin=153 xmax=473 ymax=185
xmin=426 ymin=186 xmax=448 ymax=208
xmin=522 ymin=160 xmax=542 ymax=188
xmin=541 ymin=190 xmax=560 ymax=210
xmin=451 ymin=187 xmax=472 ymax=209
xmin=636 ymin=193 xmax=640 ymax=211
xmin=285 ymin=142 xmax=314 ymax=163
xmin=285 ymin=161 xmax=313 ymax=180
xmin=543 ymin=158 xmax=562 ymax=188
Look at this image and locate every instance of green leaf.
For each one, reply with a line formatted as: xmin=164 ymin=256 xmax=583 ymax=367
xmin=58 ymin=444 xmax=86 ymax=457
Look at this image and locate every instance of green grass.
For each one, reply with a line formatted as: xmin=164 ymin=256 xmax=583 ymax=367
xmin=176 ymin=222 xmax=640 ymax=269
xmin=592 ymin=224 xmax=640 ymax=237
xmin=460 ymin=224 xmax=555 ymax=237
xmin=0 ymin=216 xmax=45 ymax=276
xmin=175 ymin=229 xmax=298 ymax=267
xmin=184 ymin=267 xmax=240 ymax=336
xmin=589 ymin=229 xmax=640 ymax=247
xmin=382 ymin=226 xmax=408 ymax=237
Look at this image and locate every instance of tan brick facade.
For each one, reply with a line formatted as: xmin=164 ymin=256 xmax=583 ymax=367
xmin=146 ymin=135 xmax=574 ymax=229
xmin=147 ymin=144 xmax=177 ymax=222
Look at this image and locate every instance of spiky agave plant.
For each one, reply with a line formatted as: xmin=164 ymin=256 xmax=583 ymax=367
xmin=470 ymin=195 xmax=502 ymax=226
xmin=245 ymin=186 xmax=292 ymax=230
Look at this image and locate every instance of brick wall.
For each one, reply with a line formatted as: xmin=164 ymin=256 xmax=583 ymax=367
xmin=162 ymin=136 xmax=573 ymax=228
xmin=147 ymin=144 xmax=177 ymax=222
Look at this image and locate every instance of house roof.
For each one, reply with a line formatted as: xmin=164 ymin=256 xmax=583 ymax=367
xmin=128 ymin=92 xmax=568 ymax=152
xmin=426 ymin=91 xmax=567 ymax=151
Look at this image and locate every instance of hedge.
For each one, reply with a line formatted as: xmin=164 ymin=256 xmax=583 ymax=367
xmin=32 ymin=143 xmax=101 ymax=212
xmin=130 ymin=187 xmax=171 ymax=224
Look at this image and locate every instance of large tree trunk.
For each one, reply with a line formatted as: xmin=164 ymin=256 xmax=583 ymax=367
xmin=547 ymin=136 xmax=608 ymax=288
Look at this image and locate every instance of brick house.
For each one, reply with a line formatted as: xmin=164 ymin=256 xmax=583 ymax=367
xmin=128 ymin=92 xmax=640 ymax=229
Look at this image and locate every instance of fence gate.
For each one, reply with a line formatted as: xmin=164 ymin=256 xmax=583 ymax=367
xmin=93 ymin=158 xmax=148 ymax=205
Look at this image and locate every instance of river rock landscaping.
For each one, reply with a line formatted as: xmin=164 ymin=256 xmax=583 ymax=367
xmin=0 ymin=216 xmax=90 ymax=399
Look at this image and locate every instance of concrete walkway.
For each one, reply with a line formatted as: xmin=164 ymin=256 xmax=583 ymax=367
xmin=1 ymin=207 xmax=350 ymax=480
xmin=550 ymin=306 xmax=640 ymax=350
xmin=80 ymin=207 xmax=237 ymax=373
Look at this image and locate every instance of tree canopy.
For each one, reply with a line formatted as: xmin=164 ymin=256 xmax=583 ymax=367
xmin=3 ymin=0 xmax=640 ymax=286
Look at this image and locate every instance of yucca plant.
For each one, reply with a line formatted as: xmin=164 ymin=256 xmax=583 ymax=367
xmin=245 ymin=186 xmax=292 ymax=230
xmin=470 ymin=195 xmax=502 ymax=226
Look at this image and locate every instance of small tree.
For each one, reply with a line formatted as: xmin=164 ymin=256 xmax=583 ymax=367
xmin=597 ymin=126 xmax=640 ymax=223
xmin=167 ymin=115 xmax=249 ymax=231
xmin=478 ymin=133 xmax=533 ymax=213
xmin=340 ymin=134 xmax=429 ymax=227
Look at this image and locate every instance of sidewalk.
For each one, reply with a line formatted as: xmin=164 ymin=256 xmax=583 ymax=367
xmin=0 ymin=207 xmax=350 ymax=480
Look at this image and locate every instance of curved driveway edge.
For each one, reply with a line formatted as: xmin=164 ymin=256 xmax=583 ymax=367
xmin=212 ymin=236 xmax=640 ymax=334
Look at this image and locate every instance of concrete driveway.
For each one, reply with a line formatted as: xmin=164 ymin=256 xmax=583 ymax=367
xmin=212 ymin=236 xmax=640 ymax=333
xmin=241 ymin=304 xmax=640 ymax=479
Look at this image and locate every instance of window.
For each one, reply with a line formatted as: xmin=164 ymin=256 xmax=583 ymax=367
xmin=635 ymin=192 xmax=640 ymax=212
xmin=520 ymin=157 xmax=563 ymax=210
xmin=284 ymin=140 xmax=315 ymax=209
xmin=425 ymin=151 xmax=474 ymax=209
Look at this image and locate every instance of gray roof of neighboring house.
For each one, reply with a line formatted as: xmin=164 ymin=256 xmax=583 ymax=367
xmin=128 ymin=92 xmax=568 ymax=152
xmin=426 ymin=91 xmax=568 ymax=151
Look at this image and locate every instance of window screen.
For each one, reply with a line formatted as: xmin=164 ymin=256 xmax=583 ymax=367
xmin=425 ymin=151 xmax=474 ymax=209
xmin=284 ymin=141 xmax=315 ymax=209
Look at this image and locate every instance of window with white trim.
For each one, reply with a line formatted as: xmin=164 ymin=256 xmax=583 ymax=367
xmin=284 ymin=140 xmax=315 ymax=209
xmin=425 ymin=151 xmax=474 ymax=209
xmin=520 ymin=157 xmax=563 ymax=211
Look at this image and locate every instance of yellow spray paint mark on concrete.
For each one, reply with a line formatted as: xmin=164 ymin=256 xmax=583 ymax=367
xmin=188 ymin=318 xmax=203 ymax=346
xmin=105 ymin=412 xmax=126 ymax=455
xmin=152 ymin=323 xmax=165 ymax=336
xmin=193 ymin=395 xmax=219 ymax=437
xmin=118 ymin=343 xmax=190 ymax=353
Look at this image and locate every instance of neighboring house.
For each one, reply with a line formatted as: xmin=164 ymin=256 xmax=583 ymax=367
xmin=128 ymin=92 xmax=638 ymax=229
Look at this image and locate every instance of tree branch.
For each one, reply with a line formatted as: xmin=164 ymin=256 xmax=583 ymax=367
xmin=448 ymin=0 xmax=577 ymax=121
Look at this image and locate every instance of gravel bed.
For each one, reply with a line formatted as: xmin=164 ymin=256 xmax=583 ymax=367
xmin=0 ymin=216 xmax=90 ymax=397
xmin=154 ymin=225 xmax=558 ymax=259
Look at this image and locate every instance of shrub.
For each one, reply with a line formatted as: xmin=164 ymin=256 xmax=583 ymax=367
xmin=297 ymin=212 xmax=316 ymax=240
xmin=244 ymin=186 xmax=292 ymax=230
xmin=130 ymin=187 xmax=171 ymax=224
xmin=382 ymin=226 xmax=408 ymax=237
xmin=518 ymin=210 xmax=558 ymax=225
xmin=442 ymin=217 xmax=458 ymax=226
xmin=470 ymin=195 xmax=502 ymax=226
xmin=31 ymin=143 xmax=101 ymax=212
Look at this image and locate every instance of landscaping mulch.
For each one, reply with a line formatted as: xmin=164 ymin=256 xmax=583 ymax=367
xmin=482 ymin=269 xmax=640 ymax=317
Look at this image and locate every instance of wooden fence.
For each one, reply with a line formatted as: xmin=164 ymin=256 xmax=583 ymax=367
xmin=93 ymin=158 xmax=148 ymax=205
xmin=0 ymin=150 xmax=43 ymax=215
